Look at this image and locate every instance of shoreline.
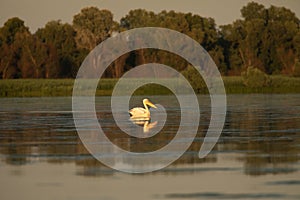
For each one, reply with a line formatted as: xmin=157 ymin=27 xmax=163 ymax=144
xmin=0 ymin=76 xmax=300 ymax=97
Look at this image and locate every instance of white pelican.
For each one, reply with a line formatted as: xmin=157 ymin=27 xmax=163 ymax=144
xmin=129 ymin=98 xmax=157 ymax=120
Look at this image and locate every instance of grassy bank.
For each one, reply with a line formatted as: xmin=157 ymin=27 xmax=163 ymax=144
xmin=223 ymin=76 xmax=300 ymax=94
xmin=0 ymin=76 xmax=300 ymax=97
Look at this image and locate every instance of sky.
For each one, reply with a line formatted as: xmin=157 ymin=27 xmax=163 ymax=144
xmin=0 ymin=0 xmax=300 ymax=32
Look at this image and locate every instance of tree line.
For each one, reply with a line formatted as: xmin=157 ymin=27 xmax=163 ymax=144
xmin=0 ymin=2 xmax=299 ymax=79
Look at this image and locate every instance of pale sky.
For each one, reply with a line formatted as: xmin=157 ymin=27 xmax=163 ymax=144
xmin=0 ymin=0 xmax=299 ymax=32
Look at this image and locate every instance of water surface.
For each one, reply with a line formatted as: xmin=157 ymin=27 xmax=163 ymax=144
xmin=0 ymin=95 xmax=299 ymax=200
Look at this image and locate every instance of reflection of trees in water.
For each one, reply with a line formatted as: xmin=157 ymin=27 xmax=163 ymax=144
xmin=0 ymin=126 xmax=216 ymax=174
xmin=241 ymin=138 xmax=298 ymax=176
xmin=0 ymin=111 xmax=77 ymax=165
xmin=0 ymin=100 xmax=299 ymax=177
xmin=222 ymin=100 xmax=300 ymax=176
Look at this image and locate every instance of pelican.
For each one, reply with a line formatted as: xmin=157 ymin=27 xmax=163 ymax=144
xmin=129 ymin=98 xmax=157 ymax=120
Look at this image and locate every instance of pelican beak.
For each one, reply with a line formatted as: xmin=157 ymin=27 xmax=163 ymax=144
xmin=148 ymin=101 xmax=157 ymax=109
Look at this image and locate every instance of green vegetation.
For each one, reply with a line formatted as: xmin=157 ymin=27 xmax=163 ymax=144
xmin=0 ymin=3 xmax=299 ymax=96
xmin=223 ymin=76 xmax=300 ymax=94
xmin=293 ymin=60 xmax=300 ymax=77
xmin=0 ymin=79 xmax=74 ymax=97
xmin=181 ymin=65 xmax=207 ymax=93
xmin=1 ymin=76 xmax=300 ymax=97
xmin=0 ymin=2 xmax=300 ymax=79
xmin=241 ymin=66 xmax=271 ymax=88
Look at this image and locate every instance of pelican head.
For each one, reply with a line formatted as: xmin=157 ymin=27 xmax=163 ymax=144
xmin=143 ymin=98 xmax=157 ymax=109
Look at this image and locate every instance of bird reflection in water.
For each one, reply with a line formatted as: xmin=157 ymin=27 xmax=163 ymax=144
xmin=130 ymin=119 xmax=158 ymax=133
xmin=129 ymin=98 xmax=158 ymax=133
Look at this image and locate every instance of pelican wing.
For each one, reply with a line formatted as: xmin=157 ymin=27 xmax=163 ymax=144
xmin=129 ymin=107 xmax=147 ymax=116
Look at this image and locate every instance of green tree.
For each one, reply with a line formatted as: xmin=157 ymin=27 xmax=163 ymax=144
xmin=182 ymin=65 xmax=206 ymax=93
xmin=220 ymin=20 xmax=245 ymax=74
xmin=0 ymin=43 xmax=20 ymax=78
xmin=72 ymin=7 xmax=120 ymax=78
xmin=240 ymin=2 xmax=266 ymax=20
xmin=221 ymin=2 xmax=300 ymax=75
xmin=0 ymin=17 xmax=29 ymax=45
xmin=14 ymin=31 xmax=59 ymax=78
xmin=266 ymin=6 xmax=299 ymax=74
xmin=120 ymin=10 xmax=221 ymax=73
xmin=120 ymin=9 xmax=160 ymax=74
xmin=120 ymin=9 xmax=158 ymax=29
xmin=0 ymin=17 xmax=29 ymax=78
xmin=36 ymin=20 xmax=83 ymax=77
xmin=73 ymin=7 xmax=118 ymax=50
xmin=0 ymin=17 xmax=59 ymax=78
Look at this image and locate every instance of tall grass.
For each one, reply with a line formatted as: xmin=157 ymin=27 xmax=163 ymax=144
xmin=0 ymin=79 xmax=74 ymax=97
xmin=0 ymin=76 xmax=300 ymax=97
xmin=223 ymin=76 xmax=300 ymax=94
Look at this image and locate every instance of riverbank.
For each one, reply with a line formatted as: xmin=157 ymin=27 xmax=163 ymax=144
xmin=0 ymin=76 xmax=300 ymax=97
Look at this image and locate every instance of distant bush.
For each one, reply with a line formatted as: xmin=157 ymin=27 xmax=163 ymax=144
xmin=241 ymin=66 xmax=271 ymax=88
xmin=293 ymin=61 xmax=300 ymax=77
xmin=181 ymin=65 xmax=207 ymax=93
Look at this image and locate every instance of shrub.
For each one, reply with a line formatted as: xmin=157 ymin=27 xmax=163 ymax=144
xmin=293 ymin=61 xmax=300 ymax=77
xmin=181 ymin=65 xmax=207 ymax=93
xmin=241 ymin=66 xmax=271 ymax=88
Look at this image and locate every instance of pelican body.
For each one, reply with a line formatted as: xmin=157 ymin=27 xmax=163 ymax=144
xmin=129 ymin=99 xmax=157 ymax=121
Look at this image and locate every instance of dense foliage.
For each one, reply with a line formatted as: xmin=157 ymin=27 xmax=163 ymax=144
xmin=0 ymin=2 xmax=299 ymax=79
xmin=241 ymin=66 xmax=271 ymax=88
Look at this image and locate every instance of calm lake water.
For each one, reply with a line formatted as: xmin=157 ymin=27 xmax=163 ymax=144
xmin=0 ymin=94 xmax=299 ymax=200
